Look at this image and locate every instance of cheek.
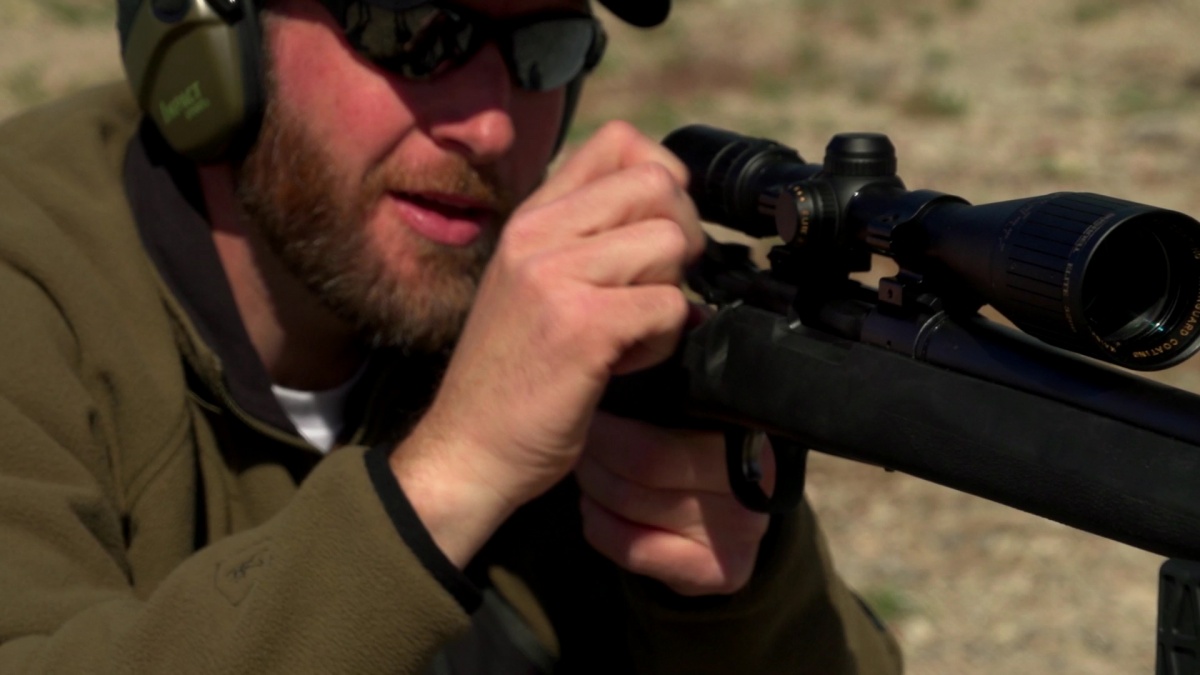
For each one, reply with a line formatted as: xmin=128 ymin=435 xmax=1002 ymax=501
xmin=267 ymin=8 xmax=414 ymax=167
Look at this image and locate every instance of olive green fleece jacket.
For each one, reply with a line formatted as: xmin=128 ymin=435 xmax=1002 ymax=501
xmin=0 ymin=82 xmax=903 ymax=674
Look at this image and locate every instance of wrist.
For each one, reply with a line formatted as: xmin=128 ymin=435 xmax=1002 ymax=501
xmin=388 ymin=420 xmax=519 ymax=568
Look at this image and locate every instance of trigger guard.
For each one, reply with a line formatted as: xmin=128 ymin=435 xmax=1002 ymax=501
xmin=724 ymin=429 xmax=808 ymax=514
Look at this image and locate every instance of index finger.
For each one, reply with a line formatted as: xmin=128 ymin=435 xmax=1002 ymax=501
xmin=520 ymin=121 xmax=689 ymax=214
xmin=584 ymin=412 xmax=730 ymax=493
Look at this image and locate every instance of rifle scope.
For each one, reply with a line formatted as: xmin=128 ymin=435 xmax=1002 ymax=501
xmin=664 ymin=125 xmax=1200 ymax=370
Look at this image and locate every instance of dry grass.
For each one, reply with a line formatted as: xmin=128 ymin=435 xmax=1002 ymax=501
xmin=5 ymin=0 xmax=1200 ymax=672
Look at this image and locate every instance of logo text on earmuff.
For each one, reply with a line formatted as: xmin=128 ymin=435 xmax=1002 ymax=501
xmin=159 ymin=81 xmax=212 ymax=125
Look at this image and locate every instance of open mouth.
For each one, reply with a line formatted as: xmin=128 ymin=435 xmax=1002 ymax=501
xmin=388 ymin=191 xmax=493 ymax=247
xmin=399 ymin=192 xmax=493 ymax=220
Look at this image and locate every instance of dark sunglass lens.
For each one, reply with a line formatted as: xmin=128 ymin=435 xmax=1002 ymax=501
xmin=507 ymin=17 xmax=598 ymax=91
xmin=343 ymin=2 xmax=479 ymax=79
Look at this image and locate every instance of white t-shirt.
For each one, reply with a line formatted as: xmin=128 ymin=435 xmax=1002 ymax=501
xmin=271 ymin=373 xmax=362 ymax=453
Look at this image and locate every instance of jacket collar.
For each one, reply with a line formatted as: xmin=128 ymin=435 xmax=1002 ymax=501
xmin=124 ymin=122 xmax=303 ymax=436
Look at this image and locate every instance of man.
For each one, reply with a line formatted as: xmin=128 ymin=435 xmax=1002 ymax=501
xmin=0 ymin=0 xmax=903 ymax=671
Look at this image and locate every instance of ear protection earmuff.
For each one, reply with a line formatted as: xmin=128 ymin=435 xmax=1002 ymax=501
xmin=117 ymin=0 xmax=266 ymax=161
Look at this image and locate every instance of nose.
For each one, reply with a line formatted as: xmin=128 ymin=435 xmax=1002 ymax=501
xmin=424 ymin=42 xmax=517 ymax=165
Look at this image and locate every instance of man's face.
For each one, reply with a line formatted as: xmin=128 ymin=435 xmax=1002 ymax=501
xmin=238 ymin=0 xmax=579 ymax=353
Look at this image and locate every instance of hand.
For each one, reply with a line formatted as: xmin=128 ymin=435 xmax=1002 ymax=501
xmin=575 ymin=412 xmax=772 ymax=597
xmin=391 ymin=122 xmax=706 ymax=565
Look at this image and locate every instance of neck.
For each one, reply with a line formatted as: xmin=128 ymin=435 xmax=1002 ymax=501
xmin=197 ymin=163 xmax=367 ymax=390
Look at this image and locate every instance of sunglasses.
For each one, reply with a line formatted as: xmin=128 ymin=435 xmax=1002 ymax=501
xmin=320 ymin=0 xmax=608 ymax=91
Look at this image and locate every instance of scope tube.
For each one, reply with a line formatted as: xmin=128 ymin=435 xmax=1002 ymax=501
xmin=664 ymin=125 xmax=825 ymax=238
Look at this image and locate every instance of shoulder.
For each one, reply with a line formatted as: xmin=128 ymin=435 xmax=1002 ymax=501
xmin=0 ymin=84 xmax=193 ymax=498
xmin=0 ymin=81 xmax=140 ymax=188
xmin=0 ymin=82 xmax=166 ymax=340
xmin=0 ymin=82 xmax=145 ymax=272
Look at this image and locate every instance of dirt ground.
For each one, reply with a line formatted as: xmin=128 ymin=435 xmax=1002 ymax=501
xmin=4 ymin=0 xmax=1200 ymax=673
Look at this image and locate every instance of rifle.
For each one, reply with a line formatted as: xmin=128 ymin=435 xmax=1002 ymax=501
xmin=606 ymin=124 xmax=1200 ymax=672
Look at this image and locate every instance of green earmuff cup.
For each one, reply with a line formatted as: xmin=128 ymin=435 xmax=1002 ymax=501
xmin=120 ymin=0 xmax=264 ymax=161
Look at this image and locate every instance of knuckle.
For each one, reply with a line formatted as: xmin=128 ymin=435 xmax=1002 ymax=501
xmin=597 ymin=119 xmax=643 ymax=145
xmin=633 ymin=161 xmax=680 ymax=196
xmin=660 ymin=288 xmax=690 ymax=324
xmin=656 ymin=220 xmax=691 ymax=262
xmin=592 ymin=121 xmax=690 ymax=189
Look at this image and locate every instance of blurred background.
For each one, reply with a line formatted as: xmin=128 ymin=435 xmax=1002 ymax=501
xmin=4 ymin=0 xmax=1200 ymax=672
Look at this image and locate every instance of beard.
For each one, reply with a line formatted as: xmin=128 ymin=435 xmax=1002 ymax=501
xmin=235 ymin=85 xmax=517 ymax=355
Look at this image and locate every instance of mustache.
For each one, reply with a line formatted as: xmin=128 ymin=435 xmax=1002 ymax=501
xmin=363 ymin=156 xmax=518 ymax=220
